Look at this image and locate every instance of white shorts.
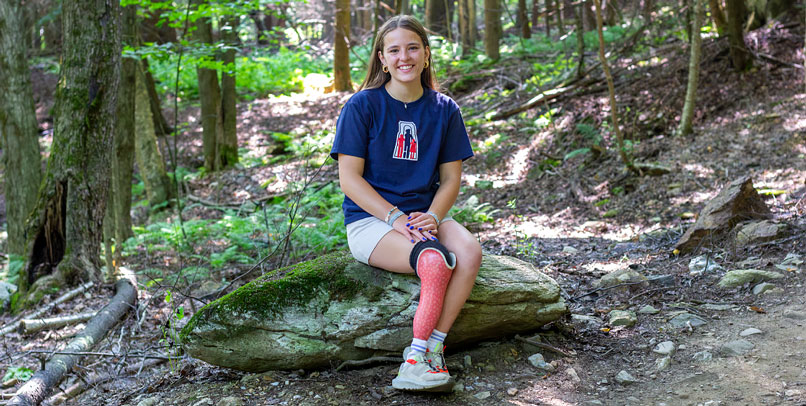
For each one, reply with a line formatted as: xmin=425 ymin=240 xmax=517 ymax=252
xmin=345 ymin=215 xmax=454 ymax=264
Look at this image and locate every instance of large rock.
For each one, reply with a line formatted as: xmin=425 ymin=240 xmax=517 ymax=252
xmin=675 ymin=177 xmax=771 ymax=253
xmin=181 ymin=252 xmax=567 ymax=371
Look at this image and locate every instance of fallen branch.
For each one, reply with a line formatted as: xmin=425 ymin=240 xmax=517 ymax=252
xmin=0 ymin=282 xmax=94 ymax=338
xmin=7 ymin=278 xmax=137 ymax=406
xmin=21 ymin=350 xmax=181 ymax=361
xmin=335 ymin=356 xmax=400 ymax=372
xmin=514 ymin=335 xmax=575 ymax=358
xmin=488 ymin=85 xmax=577 ymax=121
xmin=46 ymin=358 xmax=166 ymax=406
xmin=19 ymin=311 xmax=97 ymax=335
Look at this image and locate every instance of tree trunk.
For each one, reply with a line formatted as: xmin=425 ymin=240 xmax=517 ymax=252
xmin=114 ymin=2 xmax=137 ymax=243
xmin=604 ymin=0 xmax=617 ymax=25
xmin=583 ymin=0 xmax=597 ymax=31
xmin=484 ymin=0 xmax=501 ymax=60
xmin=220 ymin=16 xmax=239 ymax=167
xmin=677 ymin=0 xmax=703 ymax=136
xmin=593 ymin=0 xmax=634 ymax=173
xmin=135 ymin=66 xmax=173 ymax=208
xmin=708 ymin=0 xmax=727 ymax=34
xmin=17 ymin=0 xmax=121 ymax=307
xmin=531 ymin=0 xmax=539 ymax=32
xmin=194 ymin=0 xmax=223 ymax=172
xmin=334 ymin=0 xmax=352 ymax=91
xmin=555 ymin=0 xmax=564 ymax=35
xmin=725 ymin=0 xmax=751 ymax=70
xmin=518 ymin=0 xmax=531 ymax=38
xmin=575 ymin=2 xmax=586 ymax=79
xmin=459 ymin=0 xmax=477 ymax=54
xmin=426 ymin=0 xmax=450 ymax=36
xmin=545 ymin=0 xmax=552 ymax=36
xmin=0 ymin=0 xmax=43 ymax=257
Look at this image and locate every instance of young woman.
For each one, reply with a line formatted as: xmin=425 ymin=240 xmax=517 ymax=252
xmin=330 ymin=15 xmax=482 ymax=391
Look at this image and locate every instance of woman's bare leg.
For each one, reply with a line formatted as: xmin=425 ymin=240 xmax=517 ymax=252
xmin=368 ymin=230 xmax=416 ymax=274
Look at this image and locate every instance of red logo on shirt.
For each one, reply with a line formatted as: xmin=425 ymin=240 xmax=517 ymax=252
xmin=393 ymin=121 xmax=418 ymax=161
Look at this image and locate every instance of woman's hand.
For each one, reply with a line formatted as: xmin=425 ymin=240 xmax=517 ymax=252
xmin=405 ymin=211 xmax=439 ymax=240
xmin=392 ymin=213 xmax=435 ymax=243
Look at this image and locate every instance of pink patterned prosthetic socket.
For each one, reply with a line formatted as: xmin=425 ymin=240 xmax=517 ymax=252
xmin=411 ymin=242 xmax=456 ymax=340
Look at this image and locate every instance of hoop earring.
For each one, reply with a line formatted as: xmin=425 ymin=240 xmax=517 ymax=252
xmin=424 ymin=60 xmax=429 ymax=69
xmin=382 ymin=65 xmax=389 ymax=73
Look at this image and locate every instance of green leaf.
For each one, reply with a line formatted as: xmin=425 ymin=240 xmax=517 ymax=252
xmin=564 ymin=148 xmax=591 ymax=161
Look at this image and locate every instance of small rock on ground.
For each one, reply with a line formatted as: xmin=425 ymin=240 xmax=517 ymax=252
xmin=615 ymin=370 xmax=638 ymax=385
xmin=609 ymin=310 xmax=637 ymax=327
xmin=692 ymin=351 xmax=713 ymax=362
xmin=652 ymin=341 xmax=676 ymax=355
xmin=668 ymin=312 xmax=707 ymax=329
xmin=720 ymin=339 xmax=755 ymax=356
xmin=216 ymin=397 xmax=245 ymax=406
xmin=739 ymin=328 xmax=763 ymax=337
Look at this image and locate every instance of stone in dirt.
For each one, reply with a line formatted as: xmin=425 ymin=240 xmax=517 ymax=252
xmin=655 ymin=356 xmax=671 ymax=371
xmin=638 ymin=305 xmax=660 ymax=314
xmin=752 ymin=282 xmax=777 ymax=294
xmin=593 ymin=269 xmax=648 ymax=291
xmin=216 ymin=398 xmax=244 ymax=406
xmin=675 ymin=177 xmax=771 ymax=253
xmin=609 ymin=310 xmax=637 ymax=327
xmin=566 ymin=368 xmax=581 ymax=383
xmin=719 ymin=339 xmax=755 ymax=356
xmin=717 ymin=269 xmax=784 ymax=288
xmin=734 ymin=220 xmax=787 ymax=246
xmin=783 ymin=310 xmax=806 ymax=320
xmin=652 ymin=341 xmax=676 ymax=355
xmin=528 ymin=353 xmax=556 ymax=372
xmin=668 ymin=312 xmax=707 ymax=329
xmin=692 ymin=350 xmax=713 ymax=362
xmin=181 ymin=252 xmax=567 ymax=371
xmin=571 ymin=314 xmax=603 ymax=330
xmin=615 ymin=370 xmax=638 ymax=385
xmin=739 ymin=328 xmax=763 ymax=337
xmin=688 ymin=255 xmax=724 ymax=276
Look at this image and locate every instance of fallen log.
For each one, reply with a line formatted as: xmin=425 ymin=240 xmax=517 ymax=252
xmin=46 ymin=358 xmax=166 ymax=406
xmin=7 ymin=278 xmax=137 ymax=406
xmin=0 ymin=282 xmax=93 ymax=338
xmin=19 ymin=311 xmax=97 ymax=335
xmin=489 ymin=84 xmax=578 ymax=121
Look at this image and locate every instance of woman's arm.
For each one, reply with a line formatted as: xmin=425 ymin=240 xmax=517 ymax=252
xmin=338 ymin=153 xmax=429 ymax=242
xmin=408 ymin=160 xmax=462 ymax=236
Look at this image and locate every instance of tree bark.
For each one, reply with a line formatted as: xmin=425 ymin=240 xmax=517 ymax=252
xmin=677 ymin=0 xmax=703 ymax=136
xmin=555 ymin=0 xmax=565 ymax=35
xmin=135 ymin=66 xmax=173 ymax=208
xmin=575 ymin=2 xmax=586 ymax=79
xmin=115 ymin=2 xmax=137 ymax=242
xmin=531 ymin=0 xmax=539 ymax=32
xmin=725 ymin=0 xmax=751 ymax=70
xmin=220 ymin=15 xmax=239 ymax=167
xmin=458 ymin=0 xmax=477 ymax=54
xmin=518 ymin=0 xmax=531 ymax=38
xmin=17 ymin=0 xmax=121 ymax=307
xmin=334 ymin=0 xmax=352 ymax=91
xmin=7 ymin=278 xmax=136 ymax=406
xmin=20 ymin=311 xmax=97 ymax=334
xmin=484 ymin=0 xmax=501 ymax=60
xmin=545 ymin=0 xmax=552 ymax=36
xmin=593 ymin=0 xmax=634 ymax=173
xmin=0 ymin=0 xmax=43 ymax=257
xmin=426 ymin=0 xmax=450 ymax=36
xmin=141 ymin=58 xmax=173 ymax=138
xmin=708 ymin=0 xmax=727 ymax=34
xmin=194 ymin=0 xmax=223 ymax=172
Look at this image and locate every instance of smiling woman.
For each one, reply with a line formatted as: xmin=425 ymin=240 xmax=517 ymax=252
xmin=329 ymin=15 xmax=481 ymax=392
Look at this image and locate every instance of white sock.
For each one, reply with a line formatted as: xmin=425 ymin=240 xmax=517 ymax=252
xmin=426 ymin=329 xmax=447 ymax=353
xmin=408 ymin=338 xmax=428 ymax=358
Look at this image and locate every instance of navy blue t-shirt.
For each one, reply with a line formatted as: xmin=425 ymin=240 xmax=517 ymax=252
xmin=330 ymin=86 xmax=474 ymax=225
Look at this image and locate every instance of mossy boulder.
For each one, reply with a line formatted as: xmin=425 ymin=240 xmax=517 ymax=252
xmin=181 ymin=251 xmax=567 ymax=372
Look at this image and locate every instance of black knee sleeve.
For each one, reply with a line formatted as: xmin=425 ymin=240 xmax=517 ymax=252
xmin=409 ymin=240 xmax=456 ymax=277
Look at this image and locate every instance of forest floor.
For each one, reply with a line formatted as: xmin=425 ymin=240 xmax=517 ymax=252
xmin=2 ymin=15 xmax=806 ymax=406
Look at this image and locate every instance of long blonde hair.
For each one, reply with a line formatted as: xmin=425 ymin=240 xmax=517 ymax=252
xmin=358 ymin=15 xmax=438 ymax=91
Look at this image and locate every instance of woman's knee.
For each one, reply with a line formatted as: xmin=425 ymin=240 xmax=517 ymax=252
xmin=455 ymin=239 xmax=482 ymax=278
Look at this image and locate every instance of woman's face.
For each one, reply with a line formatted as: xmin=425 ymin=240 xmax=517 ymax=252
xmin=378 ymin=28 xmax=430 ymax=87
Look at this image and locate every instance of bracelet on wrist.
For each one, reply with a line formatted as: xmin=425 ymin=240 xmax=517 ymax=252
xmin=426 ymin=210 xmax=440 ymax=225
xmin=384 ymin=206 xmax=398 ymax=223
xmin=388 ymin=210 xmax=405 ymax=226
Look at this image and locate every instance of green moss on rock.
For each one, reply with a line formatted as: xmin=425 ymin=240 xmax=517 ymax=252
xmin=181 ymin=251 xmax=355 ymax=341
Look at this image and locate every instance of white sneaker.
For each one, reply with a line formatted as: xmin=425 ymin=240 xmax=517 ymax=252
xmin=392 ymin=352 xmax=452 ymax=391
xmin=427 ymin=342 xmax=451 ymax=377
